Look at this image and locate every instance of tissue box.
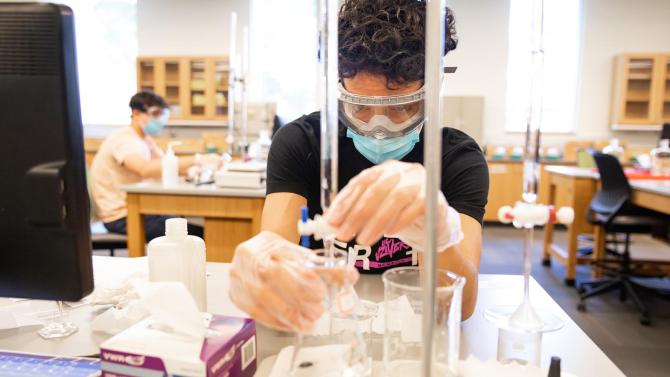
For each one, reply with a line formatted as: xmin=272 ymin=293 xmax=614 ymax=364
xmin=100 ymin=315 xmax=256 ymax=377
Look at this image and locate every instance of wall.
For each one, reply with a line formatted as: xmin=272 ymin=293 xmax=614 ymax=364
xmin=445 ymin=0 xmax=670 ymax=147
xmin=136 ymin=0 xmax=670 ymax=146
xmin=137 ymin=0 xmax=249 ymax=56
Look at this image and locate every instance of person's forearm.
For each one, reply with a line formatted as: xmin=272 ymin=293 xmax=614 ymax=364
xmin=140 ymin=159 xmax=163 ymax=179
xmin=438 ymin=244 xmax=478 ymax=320
xmin=418 ymin=244 xmax=478 ymax=320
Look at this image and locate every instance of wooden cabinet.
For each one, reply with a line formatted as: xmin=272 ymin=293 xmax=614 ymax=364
xmin=484 ymin=161 xmax=576 ymax=222
xmin=610 ymin=53 xmax=670 ymax=129
xmin=137 ymin=56 xmax=229 ymax=121
xmin=484 ymin=162 xmax=524 ymax=222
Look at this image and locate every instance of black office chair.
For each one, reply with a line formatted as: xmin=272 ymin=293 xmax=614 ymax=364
xmin=576 ymin=152 xmax=668 ymax=326
xmin=87 ymin=168 xmax=127 ymax=256
xmin=661 ymin=123 xmax=670 ymax=141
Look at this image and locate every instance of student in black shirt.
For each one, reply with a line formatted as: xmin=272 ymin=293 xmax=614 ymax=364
xmin=229 ymin=0 xmax=489 ymax=332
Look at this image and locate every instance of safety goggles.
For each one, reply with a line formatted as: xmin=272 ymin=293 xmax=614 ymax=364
xmin=338 ymin=83 xmax=425 ymax=139
xmin=144 ymin=106 xmax=170 ymax=122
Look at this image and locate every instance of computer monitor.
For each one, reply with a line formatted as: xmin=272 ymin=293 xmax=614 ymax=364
xmin=0 ymin=3 xmax=93 ymax=301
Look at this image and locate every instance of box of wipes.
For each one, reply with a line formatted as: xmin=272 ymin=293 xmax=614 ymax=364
xmin=100 ymin=314 xmax=256 ymax=377
xmin=99 ymin=282 xmax=256 ymax=377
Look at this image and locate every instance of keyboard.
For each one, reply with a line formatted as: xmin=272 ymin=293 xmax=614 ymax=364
xmin=0 ymin=351 xmax=99 ymax=377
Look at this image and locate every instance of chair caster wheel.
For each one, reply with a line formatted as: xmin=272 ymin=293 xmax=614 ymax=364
xmin=577 ymin=302 xmax=586 ymax=312
xmin=542 ymin=259 xmax=551 ymax=267
xmin=577 ymin=286 xmax=586 ymax=295
xmin=565 ymin=278 xmax=575 ymax=287
xmin=640 ymin=317 xmax=651 ymax=326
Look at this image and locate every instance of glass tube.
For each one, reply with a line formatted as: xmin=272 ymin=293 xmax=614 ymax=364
xmin=422 ymin=0 xmax=446 ymax=376
xmin=319 ymin=0 xmax=338 ymax=211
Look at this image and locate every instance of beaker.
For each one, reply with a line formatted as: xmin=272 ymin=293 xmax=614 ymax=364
xmin=497 ymin=327 xmax=542 ymax=366
xmin=382 ymin=267 xmax=464 ymax=377
xmin=290 ymin=248 xmax=370 ymax=377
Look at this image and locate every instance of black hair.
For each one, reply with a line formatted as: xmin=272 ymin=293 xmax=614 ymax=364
xmin=339 ymin=0 xmax=458 ymax=86
xmin=129 ymin=90 xmax=168 ymax=112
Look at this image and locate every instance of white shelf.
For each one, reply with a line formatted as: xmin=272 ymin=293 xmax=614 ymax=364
xmin=165 ymin=119 xmax=228 ymax=127
xmin=610 ymin=123 xmax=663 ymax=131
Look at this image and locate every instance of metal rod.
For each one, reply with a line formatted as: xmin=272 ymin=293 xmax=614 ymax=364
xmin=227 ymin=12 xmax=237 ymax=154
xmin=422 ymin=0 xmax=445 ymax=375
xmin=319 ymin=0 xmax=338 ymax=211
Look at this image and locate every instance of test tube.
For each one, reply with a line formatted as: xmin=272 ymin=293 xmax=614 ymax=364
xmin=240 ymin=26 xmax=250 ymax=156
xmin=319 ymin=0 xmax=338 ymax=212
xmin=422 ymin=0 xmax=446 ymax=376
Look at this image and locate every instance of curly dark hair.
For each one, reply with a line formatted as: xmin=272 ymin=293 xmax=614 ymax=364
xmin=339 ymin=0 xmax=458 ymax=86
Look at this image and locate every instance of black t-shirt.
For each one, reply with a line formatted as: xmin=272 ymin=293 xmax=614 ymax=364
xmin=267 ymin=111 xmax=489 ymax=273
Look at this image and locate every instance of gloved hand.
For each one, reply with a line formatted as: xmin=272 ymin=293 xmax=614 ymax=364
xmin=229 ymin=231 xmax=359 ymax=333
xmin=326 ymin=160 xmax=463 ymax=252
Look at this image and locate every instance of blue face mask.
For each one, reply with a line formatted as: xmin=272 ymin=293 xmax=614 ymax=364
xmin=144 ymin=118 xmax=165 ymax=135
xmin=347 ymin=127 xmax=421 ymax=164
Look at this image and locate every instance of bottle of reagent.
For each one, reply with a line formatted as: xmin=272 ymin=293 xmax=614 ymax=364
xmin=148 ymin=218 xmax=207 ymax=311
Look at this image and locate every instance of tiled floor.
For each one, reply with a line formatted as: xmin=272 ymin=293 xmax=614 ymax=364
xmin=94 ymin=225 xmax=670 ymax=376
xmin=481 ymin=225 xmax=670 ymax=377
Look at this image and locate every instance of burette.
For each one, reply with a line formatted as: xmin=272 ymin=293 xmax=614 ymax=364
xmin=485 ymin=0 xmax=574 ymax=361
xmin=226 ymin=12 xmax=237 ymax=155
xmin=226 ymin=13 xmax=250 ymax=158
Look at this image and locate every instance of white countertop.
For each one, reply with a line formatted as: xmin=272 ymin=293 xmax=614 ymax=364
xmin=0 ymin=256 xmax=624 ymax=377
xmin=630 ymin=179 xmax=670 ymax=196
xmin=544 ymin=165 xmax=597 ymax=179
xmin=121 ymin=181 xmax=266 ymax=198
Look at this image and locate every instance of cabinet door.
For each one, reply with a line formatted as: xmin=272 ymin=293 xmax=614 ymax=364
xmin=618 ymin=56 xmax=656 ymax=124
xmin=214 ymin=59 xmax=229 ymax=119
xmin=187 ymin=59 xmax=208 ymax=118
xmin=137 ymin=59 xmax=155 ymax=92
xmin=484 ymin=163 xmax=523 ymax=222
xmin=659 ymin=55 xmax=670 ymax=123
xmin=163 ymin=59 xmax=181 ymax=118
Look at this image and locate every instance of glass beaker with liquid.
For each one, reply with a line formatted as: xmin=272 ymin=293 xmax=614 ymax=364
xmin=290 ymin=248 xmax=371 ymax=377
xmin=382 ymin=267 xmax=464 ymax=377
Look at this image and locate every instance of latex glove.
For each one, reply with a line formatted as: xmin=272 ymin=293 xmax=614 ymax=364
xmin=198 ymin=153 xmax=225 ymax=169
xmin=326 ymin=160 xmax=463 ymax=251
xmin=229 ymin=231 xmax=359 ymax=333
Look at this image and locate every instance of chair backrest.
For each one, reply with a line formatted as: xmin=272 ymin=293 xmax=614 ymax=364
xmin=590 ymin=152 xmax=631 ymax=217
xmin=661 ymin=123 xmax=670 ymax=141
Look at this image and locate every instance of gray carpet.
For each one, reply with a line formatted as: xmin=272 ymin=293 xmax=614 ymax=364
xmin=481 ymin=224 xmax=670 ymax=377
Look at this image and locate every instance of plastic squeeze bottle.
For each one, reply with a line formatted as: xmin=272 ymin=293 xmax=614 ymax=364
xmin=162 ymin=142 xmax=181 ymax=187
xmin=148 ymin=218 xmax=207 ymax=311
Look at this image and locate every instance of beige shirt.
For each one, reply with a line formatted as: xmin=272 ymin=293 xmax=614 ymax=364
xmin=90 ymin=127 xmax=152 ymax=223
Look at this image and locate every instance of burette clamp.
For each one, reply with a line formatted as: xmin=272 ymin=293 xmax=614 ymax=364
xmin=498 ymin=202 xmax=574 ymax=228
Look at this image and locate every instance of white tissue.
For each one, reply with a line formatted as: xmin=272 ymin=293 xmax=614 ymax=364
xmin=135 ymin=281 xmax=206 ymax=341
xmin=91 ymin=280 xmax=205 ymax=340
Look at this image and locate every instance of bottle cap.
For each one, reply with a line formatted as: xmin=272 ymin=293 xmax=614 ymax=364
xmin=165 ymin=218 xmax=188 ymax=237
xmin=548 ymin=356 xmax=561 ymax=377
